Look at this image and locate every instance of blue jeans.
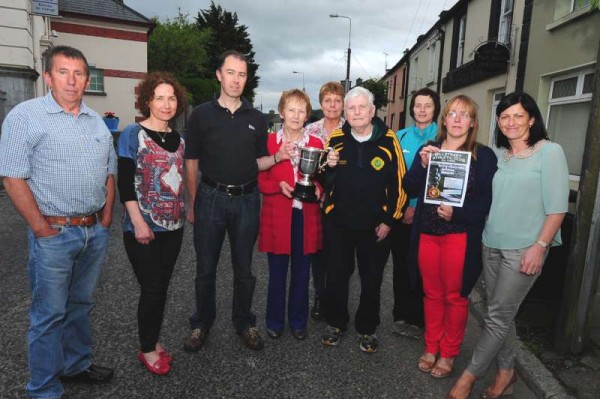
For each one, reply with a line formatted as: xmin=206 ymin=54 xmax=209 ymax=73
xmin=266 ymin=209 xmax=311 ymax=332
xmin=26 ymin=222 xmax=109 ymax=399
xmin=190 ymin=183 xmax=259 ymax=333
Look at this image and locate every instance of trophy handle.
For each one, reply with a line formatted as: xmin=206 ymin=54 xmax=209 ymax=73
xmin=318 ymin=147 xmax=335 ymax=171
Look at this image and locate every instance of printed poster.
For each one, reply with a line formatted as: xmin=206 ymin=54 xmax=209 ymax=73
xmin=424 ymin=150 xmax=471 ymax=207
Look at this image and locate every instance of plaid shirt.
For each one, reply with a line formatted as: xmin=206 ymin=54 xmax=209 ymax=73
xmin=0 ymin=91 xmax=117 ymax=216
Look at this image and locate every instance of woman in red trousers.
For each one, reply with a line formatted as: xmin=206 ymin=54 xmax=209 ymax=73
xmin=403 ymin=95 xmax=497 ymax=379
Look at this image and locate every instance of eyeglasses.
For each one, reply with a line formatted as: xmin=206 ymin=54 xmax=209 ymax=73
xmin=446 ymin=111 xmax=472 ymax=120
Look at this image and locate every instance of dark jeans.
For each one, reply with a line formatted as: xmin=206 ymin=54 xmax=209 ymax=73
xmin=190 ymin=183 xmax=259 ymax=333
xmin=124 ymin=229 xmax=184 ymax=353
xmin=390 ymin=221 xmax=424 ymax=327
xmin=323 ymin=218 xmax=391 ymax=335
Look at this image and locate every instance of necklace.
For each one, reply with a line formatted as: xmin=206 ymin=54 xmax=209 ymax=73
xmin=156 ymin=131 xmax=168 ymax=143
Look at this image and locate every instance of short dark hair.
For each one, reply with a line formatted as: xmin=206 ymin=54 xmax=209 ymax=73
xmin=495 ymin=92 xmax=548 ymax=149
xmin=43 ymin=45 xmax=89 ymax=76
xmin=136 ymin=71 xmax=188 ymax=118
xmin=216 ymin=50 xmax=248 ymax=71
xmin=409 ymin=88 xmax=441 ymax=122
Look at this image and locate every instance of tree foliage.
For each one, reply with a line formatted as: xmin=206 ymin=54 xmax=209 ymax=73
xmin=196 ymin=1 xmax=260 ymax=103
xmin=360 ymin=79 xmax=389 ymax=111
xmin=147 ymin=12 xmax=216 ymax=105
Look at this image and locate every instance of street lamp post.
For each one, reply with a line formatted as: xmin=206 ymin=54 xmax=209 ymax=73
xmin=292 ymin=70 xmax=305 ymax=92
xmin=330 ymin=13 xmax=351 ymax=92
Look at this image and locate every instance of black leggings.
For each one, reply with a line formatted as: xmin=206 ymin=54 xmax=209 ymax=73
xmin=124 ymin=228 xmax=184 ymax=353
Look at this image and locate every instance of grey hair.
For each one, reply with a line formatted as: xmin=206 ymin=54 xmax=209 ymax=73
xmin=344 ymin=86 xmax=374 ymax=107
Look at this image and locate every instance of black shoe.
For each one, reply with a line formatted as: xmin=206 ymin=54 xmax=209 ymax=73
xmin=266 ymin=328 xmax=282 ymax=339
xmin=310 ymin=296 xmax=323 ymax=321
xmin=184 ymin=328 xmax=209 ymax=352
xmin=321 ymin=325 xmax=344 ymax=346
xmin=358 ymin=334 xmax=379 ymax=353
xmin=61 ymin=364 xmax=114 ymax=384
xmin=292 ymin=329 xmax=307 ymax=340
xmin=239 ymin=327 xmax=264 ymax=351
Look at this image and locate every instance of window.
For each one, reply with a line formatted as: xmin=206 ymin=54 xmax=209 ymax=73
xmin=411 ymin=57 xmax=419 ymax=92
xmin=450 ymin=11 xmax=467 ymax=70
xmin=498 ymin=0 xmax=513 ymax=44
xmin=554 ymin=0 xmax=591 ymax=20
xmin=428 ymin=42 xmax=436 ymax=83
xmin=392 ymin=75 xmax=397 ymax=101
xmin=456 ymin=15 xmax=466 ymax=68
xmin=489 ymin=91 xmax=505 ymax=150
xmin=390 ymin=113 xmax=395 ymax=131
xmin=547 ymin=68 xmax=594 ymax=177
xmin=87 ymin=68 xmax=105 ymax=93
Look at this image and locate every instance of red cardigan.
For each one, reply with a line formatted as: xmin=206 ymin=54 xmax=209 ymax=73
xmin=258 ymin=133 xmax=323 ymax=255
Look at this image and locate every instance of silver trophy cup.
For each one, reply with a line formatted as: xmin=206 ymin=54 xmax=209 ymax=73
xmin=291 ymin=145 xmax=333 ymax=202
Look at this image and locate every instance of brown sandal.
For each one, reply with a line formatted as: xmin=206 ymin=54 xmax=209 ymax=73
xmin=418 ymin=353 xmax=437 ymax=373
xmin=431 ymin=357 xmax=454 ymax=379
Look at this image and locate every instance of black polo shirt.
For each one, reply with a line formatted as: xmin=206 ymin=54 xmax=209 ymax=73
xmin=185 ymin=98 xmax=268 ymax=185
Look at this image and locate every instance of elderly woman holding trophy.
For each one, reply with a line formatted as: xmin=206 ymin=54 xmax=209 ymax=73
xmin=258 ymin=89 xmax=338 ymax=340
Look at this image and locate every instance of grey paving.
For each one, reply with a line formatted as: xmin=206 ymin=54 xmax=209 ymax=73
xmin=0 ymin=190 xmax=537 ymax=398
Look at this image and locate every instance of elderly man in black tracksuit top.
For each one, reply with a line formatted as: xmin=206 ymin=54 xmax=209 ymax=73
xmin=319 ymin=86 xmax=407 ymax=353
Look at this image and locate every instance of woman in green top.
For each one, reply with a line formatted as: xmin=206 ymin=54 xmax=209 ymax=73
xmin=448 ymin=92 xmax=569 ymax=399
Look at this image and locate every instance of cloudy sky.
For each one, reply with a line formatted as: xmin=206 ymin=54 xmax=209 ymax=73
xmin=125 ymin=0 xmax=458 ymax=112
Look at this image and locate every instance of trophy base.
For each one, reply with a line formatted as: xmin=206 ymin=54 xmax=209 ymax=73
xmin=291 ymin=184 xmax=318 ymax=203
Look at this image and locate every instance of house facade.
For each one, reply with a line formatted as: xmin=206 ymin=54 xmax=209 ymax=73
xmin=380 ymin=58 xmax=408 ymax=132
xmin=439 ymin=0 xmax=528 ymax=148
xmin=0 ymin=0 xmax=50 ymax=126
xmin=54 ymin=0 xmax=153 ymax=129
xmin=0 ymin=0 xmax=152 ymax=131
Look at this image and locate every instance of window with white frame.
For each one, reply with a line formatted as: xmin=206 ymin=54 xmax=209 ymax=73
xmin=498 ymin=0 xmax=513 ymax=44
xmin=547 ymin=67 xmax=594 ymax=177
xmin=456 ymin=14 xmax=466 ymax=68
xmin=428 ymin=42 xmax=436 ymax=83
xmin=87 ymin=68 xmax=105 ymax=93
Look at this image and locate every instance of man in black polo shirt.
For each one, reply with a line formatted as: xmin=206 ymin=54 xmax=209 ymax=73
xmin=183 ymin=50 xmax=287 ymax=351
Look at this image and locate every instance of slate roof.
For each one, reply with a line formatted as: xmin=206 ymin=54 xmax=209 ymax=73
xmin=59 ymin=0 xmax=153 ymax=26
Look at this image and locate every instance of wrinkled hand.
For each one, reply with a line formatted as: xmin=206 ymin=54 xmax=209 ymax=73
xmin=419 ymin=145 xmax=440 ymax=168
xmin=134 ymin=221 xmax=155 ymax=245
xmin=280 ymin=181 xmax=294 ymax=198
xmin=375 ymin=223 xmax=391 ymax=242
xmin=281 ymin=142 xmax=296 ymax=162
xmin=437 ymin=203 xmax=453 ymax=222
xmin=520 ymin=244 xmax=546 ymax=276
xmin=326 ymin=150 xmax=339 ymax=168
xmin=402 ymin=206 xmax=415 ymax=224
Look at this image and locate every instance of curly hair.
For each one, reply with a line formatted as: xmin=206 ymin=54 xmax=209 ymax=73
xmin=136 ymin=71 xmax=187 ymax=118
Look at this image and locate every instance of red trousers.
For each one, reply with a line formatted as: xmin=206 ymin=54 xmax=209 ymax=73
xmin=418 ymin=233 xmax=468 ymax=357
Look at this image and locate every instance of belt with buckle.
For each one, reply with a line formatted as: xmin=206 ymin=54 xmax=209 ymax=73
xmin=44 ymin=214 xmax=98 ymax=227
xmin=201 ymin=175 xmax=257 ymax=196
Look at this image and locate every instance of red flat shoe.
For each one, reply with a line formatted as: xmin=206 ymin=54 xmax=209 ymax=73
xmin=138 ymin=352 xmax=170 ymax=375
xmin=159 ymin=350 xmax=173 ymax=365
